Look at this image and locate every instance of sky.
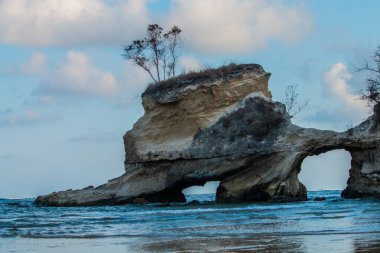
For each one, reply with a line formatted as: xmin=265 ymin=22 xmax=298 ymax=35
xmin=0 ymin=0 xmax=380 ymax=198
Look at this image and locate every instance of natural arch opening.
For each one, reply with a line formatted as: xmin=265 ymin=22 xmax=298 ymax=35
xmin=299 ymin=149 xmax=351 ymax=198
xmin=182 ymin=181 xmax=220 ymax=203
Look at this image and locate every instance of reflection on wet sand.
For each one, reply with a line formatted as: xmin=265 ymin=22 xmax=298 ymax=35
xmin=354 ymin=237 xmax=380 ymax=253
xmin=140 ymin=236 xmax=303 ymax=252
xmin=140 ymin=233 xmax=380 ymax=253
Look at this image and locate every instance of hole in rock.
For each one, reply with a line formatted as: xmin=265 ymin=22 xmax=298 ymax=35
xmin=299 ymin=149 xmax=351 ymax=198
xmin=182 ymin=181 xmax=220 ymax=203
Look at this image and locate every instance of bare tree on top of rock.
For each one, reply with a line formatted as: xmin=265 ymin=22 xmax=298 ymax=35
xmin=122 ymin=24 xmax=182 ymax=84
xmin=282 ymin=83 xmax=309 ymax=118
xmin=358 ymin=45 xmax=380 ymax=107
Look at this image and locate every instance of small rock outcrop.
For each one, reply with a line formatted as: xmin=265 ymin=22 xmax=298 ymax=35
xmin=35 ymin=64 xmax=380 ymax=206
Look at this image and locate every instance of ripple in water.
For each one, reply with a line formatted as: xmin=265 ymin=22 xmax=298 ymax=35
xmin=0 ymin=190 xmax=379 ymax=252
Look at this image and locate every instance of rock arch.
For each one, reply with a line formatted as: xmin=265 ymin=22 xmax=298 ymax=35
xmin=35 ymin=64 xmax=380 ymax=206
xmin=298 ymin=149 xmax=350 ymax=191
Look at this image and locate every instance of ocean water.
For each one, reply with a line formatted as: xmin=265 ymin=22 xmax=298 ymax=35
xmin=0 ymin=190 xmax=379 ymax=253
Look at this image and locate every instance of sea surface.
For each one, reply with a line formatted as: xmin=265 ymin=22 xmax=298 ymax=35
xmin=0 ymin=190 xmax=380 ymax=253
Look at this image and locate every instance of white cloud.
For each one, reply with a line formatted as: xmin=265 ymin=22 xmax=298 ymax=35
xmin=36 ymin=51 xmax=119 ymax=98
xmin=122 ymin=61 xmax=151 ymax=93
xmin=0 ymin=109 xmax=62 ymax=127
xmin=179 ymin=56 xmax=202 ymax=73
xmin=114 ymin=61 xmax=151 ymax=107
xmin=21 ymin=52 xmax=46 ymax=74
xmin=1 ymin=52 xmax=47 ymax=75
xmin=302 ymin=63 xmax=369 ymax=131
xmin=322 ymin=63 xmax=367 ymax=114
xmin=167 ymin=0 xmax=313 ymax=54
xmin=0 ymin=0 xmax=149 ymax=46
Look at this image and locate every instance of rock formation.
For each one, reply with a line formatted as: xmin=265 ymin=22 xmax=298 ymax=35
xmin=35 ymin=64 xmax=380 ymax=206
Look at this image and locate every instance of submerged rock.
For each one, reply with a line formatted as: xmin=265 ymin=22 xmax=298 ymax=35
xmin=186 ymin=200 xmax=201 ymax=206
xmin=132 ymin=198 xmax=149 ymax=205
xmin=313 ymin=197 xmax=327 ymax=201
xmin=35 ymin=63 xmax=380 ymax=206
xmin=7 ymin=202 xmax=28 ymax=208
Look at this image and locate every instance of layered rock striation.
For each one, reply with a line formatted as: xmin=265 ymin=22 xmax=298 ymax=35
xmin=35 ymin=64 xmax=380 ymax=206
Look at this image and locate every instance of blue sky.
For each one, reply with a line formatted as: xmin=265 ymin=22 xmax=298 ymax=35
xmin=0 ymin=0 xmax=379 ymax=198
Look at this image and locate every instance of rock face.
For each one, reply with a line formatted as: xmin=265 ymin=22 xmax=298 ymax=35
xmin=342 ymin=149 xmax=380 ymax=199
xmin=124 ymin=64 xmax=272 ymax=164
xmin=35 ymin=64 xmax=380 ymax=206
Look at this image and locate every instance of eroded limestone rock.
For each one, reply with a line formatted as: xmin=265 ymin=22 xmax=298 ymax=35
xmin=342 ymin=149 xmax=380 ymax=199
xmin=35 ymin=64 xmax=380 ymax=206
xmin=124 ymin=64 xmax=272 ymax=163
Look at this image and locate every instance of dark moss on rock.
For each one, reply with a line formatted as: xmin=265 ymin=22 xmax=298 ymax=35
xmin=191 ymin=97 xmax=290 ymax=157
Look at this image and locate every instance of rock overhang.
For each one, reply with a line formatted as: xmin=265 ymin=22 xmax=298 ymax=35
xmin=35 ymin=63 xmax=380 ymax=206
